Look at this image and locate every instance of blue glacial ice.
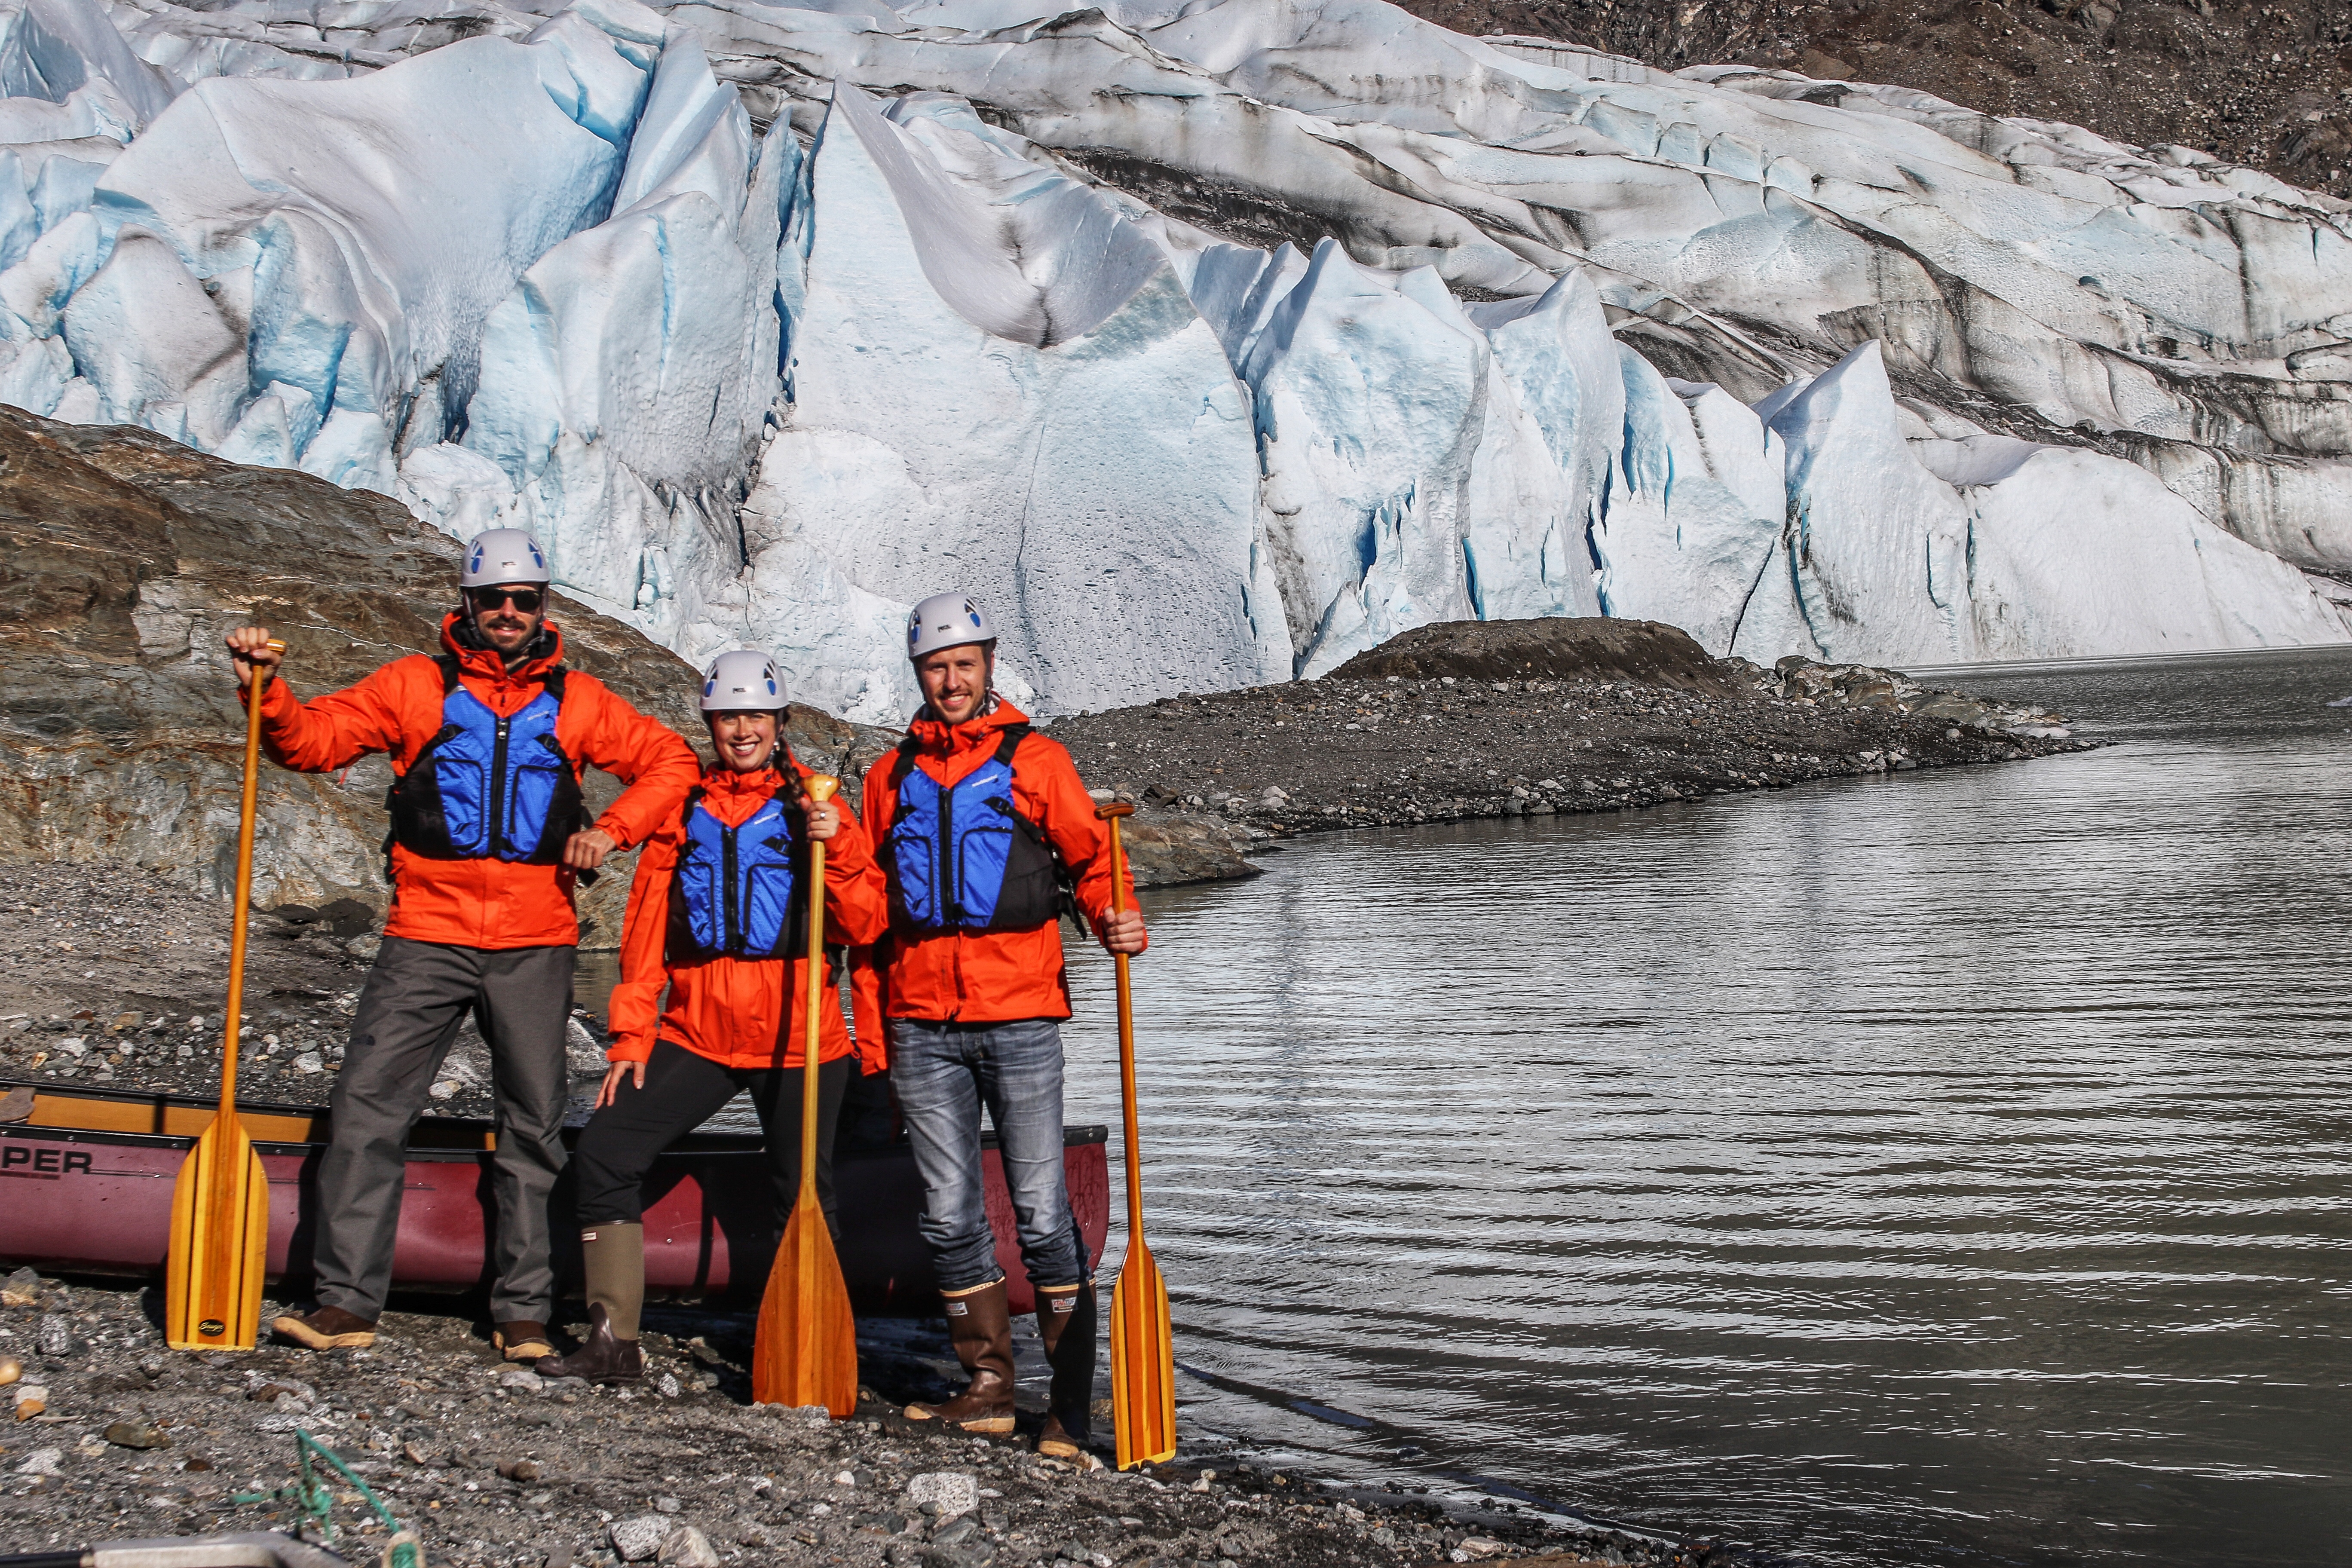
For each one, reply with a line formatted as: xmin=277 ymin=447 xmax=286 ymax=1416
xmin=0 ymin=0 xmax=2334 ymax=720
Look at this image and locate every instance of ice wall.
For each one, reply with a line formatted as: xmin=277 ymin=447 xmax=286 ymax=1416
xmin=0 ymin=0 xmax=2336 ymax=724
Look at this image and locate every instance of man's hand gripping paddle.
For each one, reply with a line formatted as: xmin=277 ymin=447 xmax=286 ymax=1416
xmin=753 ymin=775 xmax=858 ymax=1414
xmin=166 ymin=638 xmax=285 ymax=1351
xmin=1096 ymin=802 xmax=1176 ymax=1468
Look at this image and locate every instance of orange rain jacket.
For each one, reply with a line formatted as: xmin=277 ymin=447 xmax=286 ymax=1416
xmin=247 ymin=616 xmax=700 ymax=950
xmin=851 ymin=701 xmax=1132 ymax=1052
xmin=606 ymin=757 xmax=889 ymax=1071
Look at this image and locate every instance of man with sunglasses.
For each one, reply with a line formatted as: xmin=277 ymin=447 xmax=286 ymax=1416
xmin=222 ymin=528 xmax=698 ymax=1359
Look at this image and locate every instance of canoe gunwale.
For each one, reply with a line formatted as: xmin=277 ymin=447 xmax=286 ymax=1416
xmin=0 ymin=1078 xmax=1111 ymax=1155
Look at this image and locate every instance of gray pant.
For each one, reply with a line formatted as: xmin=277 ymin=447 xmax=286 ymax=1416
xmin=313 ymin=935 xmax=575 ymax=1323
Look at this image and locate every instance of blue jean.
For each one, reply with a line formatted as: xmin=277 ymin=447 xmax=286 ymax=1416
xmin=891 ymin=1017 xmax=1083 ymax=1293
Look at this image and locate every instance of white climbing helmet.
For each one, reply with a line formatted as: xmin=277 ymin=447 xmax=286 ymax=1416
xmin=906 ymin=593 xmax=995 ymax=661
xmin=700 ymin=649 xmax=787 ymax=713
xmin=459 ymin=527 xmax=551 ymax=588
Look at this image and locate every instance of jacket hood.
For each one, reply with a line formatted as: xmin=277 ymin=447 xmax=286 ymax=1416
xmin=440 ymin=612 xmax=564 ymax=682
xmin=908 ymin=698 xmax=1031 ymax=758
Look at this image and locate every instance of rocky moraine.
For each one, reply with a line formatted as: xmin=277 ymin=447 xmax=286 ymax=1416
xmin=0 ymin=1271 xmax=1738 ymax=1568
xmin=1047 ymin=618 xmax=2095 ymax=854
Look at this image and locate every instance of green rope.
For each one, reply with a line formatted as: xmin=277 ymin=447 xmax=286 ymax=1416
xmin=231 ymin=1429 xmax=421 ymax=1568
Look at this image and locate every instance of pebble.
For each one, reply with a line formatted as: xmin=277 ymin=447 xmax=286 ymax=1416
xmin=906 ymin=1470 xmax=980 ymax=1519
xmin=0 ymin=1356 xmax=21 ymax=1386
xmin=13 ymin=1384 xmax=49 ymax=1419
xmin=102 ymin=1421 xmax=170 ymax=1450
xmin=0 ymin=1266 xmax=40 ymax=1308
xmin=609 ymin=1515 xmax=669 ymax=1562
xmin=15 ymin=1446 xmax=62 ymax=1476
xmin=36 ymin=1315 xmax=74 ymax=1357
xmin=653 ymin=1525 xmax=719 ymax=1568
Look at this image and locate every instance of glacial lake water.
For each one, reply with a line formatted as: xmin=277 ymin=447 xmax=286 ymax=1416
xmin=1041 ymin=646 xmax=2352 ymax=1567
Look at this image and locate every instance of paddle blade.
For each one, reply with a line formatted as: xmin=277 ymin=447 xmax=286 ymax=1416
xmin=164 ymin=1119 xmax=268 ymax=1351
xmin=752 ymin=1200 xmax=858 ymax=1416
xmin=1109 ymin=1238 xmax=1176 ymax=1469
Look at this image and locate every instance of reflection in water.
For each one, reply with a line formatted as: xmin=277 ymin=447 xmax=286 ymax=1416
xmin=1029 ymin=647 xmax=2352 ymax=1567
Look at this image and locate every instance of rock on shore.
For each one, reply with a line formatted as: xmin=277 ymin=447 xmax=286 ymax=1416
xmin=0 ymin=1274 xmax=1725 ymax=1568
xmin=1053 ymin=618 xmax=2093 ymax=842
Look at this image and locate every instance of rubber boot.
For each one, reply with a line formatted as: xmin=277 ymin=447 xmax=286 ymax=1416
xmin=537 ymin=1223 xmax=644 ymax=1383
xmin=535 ymin=1302 xmax=642 ymax=1384
xmin=903 ymin=1279 xmax=1016 ymax=1433
xmin=1035 ymin=1280 xmax=1099 ymax=1465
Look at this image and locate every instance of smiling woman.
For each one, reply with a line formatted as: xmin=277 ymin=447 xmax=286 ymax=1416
xmin=1055 ymin=644 xmax=2352 ymax=1568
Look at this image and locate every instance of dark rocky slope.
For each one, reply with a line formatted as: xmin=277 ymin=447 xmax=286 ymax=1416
xmin=1054 ymin=619 xmax=2091 ymax=840
xmin=1395 ymin=0 xmax=2352 ymax=202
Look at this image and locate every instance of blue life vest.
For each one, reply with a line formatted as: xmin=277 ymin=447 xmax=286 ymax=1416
xmin=386 ymin=656 xmax=582 ymax=864
xmin=883 ymin=725 xmax=1064 ymax=934
xmin=665 ymin=781 xmax=806 ymax=963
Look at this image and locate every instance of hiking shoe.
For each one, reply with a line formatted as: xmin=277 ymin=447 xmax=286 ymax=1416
xmin=494 ymin=1320 xmax=554 ymax=1361
xmin=271 ymin=1305 xmax=377 ymax=1351
xmin=1037 ymin=1412 xmax=1102 ymax=1469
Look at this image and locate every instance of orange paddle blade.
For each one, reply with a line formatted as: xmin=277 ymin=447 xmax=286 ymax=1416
xmin=165 ymin=1115 xmax=268 ymax=1351
xmin=1110 ymin=1237 xmax=1176 ymax=1469
xmin=753 ymin=1199 xmax=858 ymax=1415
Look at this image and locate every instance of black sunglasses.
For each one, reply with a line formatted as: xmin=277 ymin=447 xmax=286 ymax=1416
xmin=466 ymin=586 xmax=545 ymax=613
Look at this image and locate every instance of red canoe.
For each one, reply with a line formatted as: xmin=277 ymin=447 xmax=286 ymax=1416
xmin=0 ymin=1079 xmax=1108 ymax=1317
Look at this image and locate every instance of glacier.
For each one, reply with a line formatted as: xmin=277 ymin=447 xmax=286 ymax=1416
xmin=0 ymin=0 xmax=2340 ymax=720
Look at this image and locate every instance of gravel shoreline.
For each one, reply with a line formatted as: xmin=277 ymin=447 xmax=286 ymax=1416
xmin=1051 ymin=646 xmax=2096 ymax=848
xmin=0 ymin=1275 xmax=1732 ymax=1568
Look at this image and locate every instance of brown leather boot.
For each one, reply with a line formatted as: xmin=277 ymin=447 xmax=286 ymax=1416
xmin=903 ymin=1280 xmax=1015 ymax=1433
xmin=1035 ymin=1282 xmax=1099 ymax=1464
xmin=270 ymin=1305 xmax=377 ymax=1351
xmin=535 ymin=1304 xmax=643 ymax=1384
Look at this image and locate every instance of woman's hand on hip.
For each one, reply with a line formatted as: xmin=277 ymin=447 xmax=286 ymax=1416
xmin=595 ymin=1060 xmax=646 ymax=1109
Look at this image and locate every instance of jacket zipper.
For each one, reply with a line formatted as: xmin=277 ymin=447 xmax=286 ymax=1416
xmin=489 ymin=712 xmax=511 ymax=856
xmin=932 ymin=764 xmax=965 ymax=1012
xmin=721 ymin=822 xmax=741 ymax=954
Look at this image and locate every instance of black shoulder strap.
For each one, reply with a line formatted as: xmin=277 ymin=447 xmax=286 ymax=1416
xmin=888 ymin=735 xmax=921 ymax=788
xmin=433 ymin=653 xmax=461 ymax=694
xmin=678 ymin=783 xmax=706 ymax=830
xmin=991 ymin=723 xmax=1032 ymax=769
xmin=542 ymin=664 xmax=567 ymax=703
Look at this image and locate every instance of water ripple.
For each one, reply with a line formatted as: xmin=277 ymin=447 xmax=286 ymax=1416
xmin=1057 ymin=646 xmax=2352 ymax=1568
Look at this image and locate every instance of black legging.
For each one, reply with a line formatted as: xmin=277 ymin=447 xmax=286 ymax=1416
xmin=572 ymin=1039 xmax=852 ymax=1237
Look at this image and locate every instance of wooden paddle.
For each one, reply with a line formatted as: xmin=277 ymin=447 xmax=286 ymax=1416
xmin=1096 ymin=802 xmax=1176 ymax=1468
xmin=166 ymin=638 xmax=284 ymax=1352
xmin=752 ymin=774 xmax=858 ymax=1414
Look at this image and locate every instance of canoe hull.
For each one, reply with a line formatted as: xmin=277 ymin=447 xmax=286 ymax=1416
xmin=0 ymin=1084 xmax=1108 ymax=1317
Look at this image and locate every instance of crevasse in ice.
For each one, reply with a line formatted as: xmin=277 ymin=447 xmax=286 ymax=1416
xmin=0 ymin=0 xmax=2346 ymax=718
